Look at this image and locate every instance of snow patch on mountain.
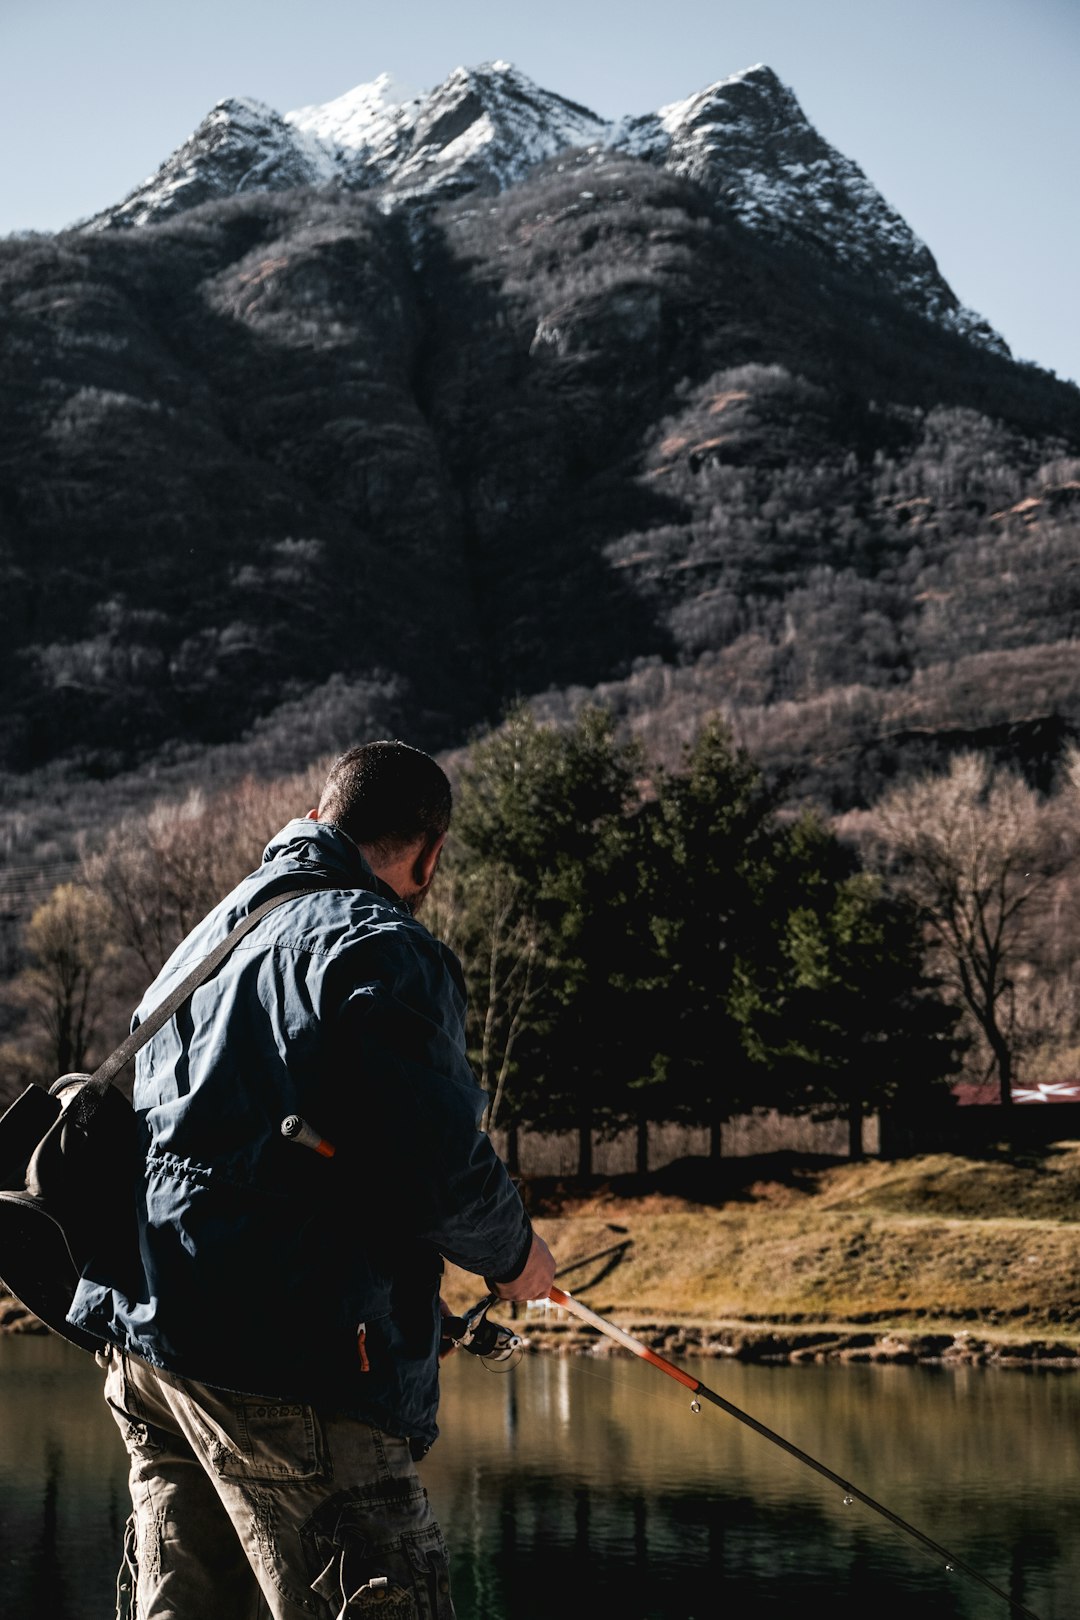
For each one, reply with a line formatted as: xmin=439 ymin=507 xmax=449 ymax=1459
xmin=285 ymin=72 xmax=420 ymax=182
xmin=285 ymin=59 xmax=609 ymax=206
xmin=287 ymin=71 xmax=418 ymax=152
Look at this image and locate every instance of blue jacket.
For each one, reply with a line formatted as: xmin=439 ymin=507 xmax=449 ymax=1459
xmin=69 ymin=819 xmax=532 ymax=1448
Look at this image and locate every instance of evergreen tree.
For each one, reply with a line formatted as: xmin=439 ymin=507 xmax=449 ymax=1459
xmin=634 ymin=720 xmax=778 ymax=1157
xmin=730 ymin=815 xmax=962 ymax=1157
xmin=451 ymin=705 xmax=643 ymax=1173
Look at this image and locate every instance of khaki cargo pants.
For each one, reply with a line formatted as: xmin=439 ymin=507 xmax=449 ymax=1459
xmin=101 ymin=1347 xmax=455 ymax=1620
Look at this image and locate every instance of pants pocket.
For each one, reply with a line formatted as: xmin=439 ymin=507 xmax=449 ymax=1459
xmin=313 ymin=1551 xmax=417 ymax=1616
xmin=301 ymin=1490 xmax=454 ymax=1619
xmin=188 ymin=1389 xmax=328 ymax=1482
xmin=405 ymin=1527 xmax=454 ymax=1620
xmin=103 ymin=1357 xmax=166 ymax=1464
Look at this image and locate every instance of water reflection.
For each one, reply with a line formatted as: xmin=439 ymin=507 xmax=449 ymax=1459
xmin=0 ymin=1334 xmax=1075 ymax=1619
xmin=0 ymin=1335 xmax=129 ymax=1620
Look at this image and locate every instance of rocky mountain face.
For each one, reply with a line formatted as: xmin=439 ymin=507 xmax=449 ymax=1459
xmin=84 ymin=97 xmax=330 ymax=229
xmin=609 ymin=67 xmax=1004 ymax=351
xmin=2 ymin=61 xmax=1078 ymax=832
xmin=87 ymin=60 xmax=1000 ymax=354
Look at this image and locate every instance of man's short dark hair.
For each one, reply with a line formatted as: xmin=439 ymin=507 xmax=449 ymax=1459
xmin=318 ymin=740 xmax=452 ymax=853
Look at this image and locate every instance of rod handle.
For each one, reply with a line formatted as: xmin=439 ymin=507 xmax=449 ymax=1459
xmin=280 ymin=1115 xmax=336 ymax=1157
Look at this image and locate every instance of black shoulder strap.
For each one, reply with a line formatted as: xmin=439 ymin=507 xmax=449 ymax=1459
xmin=77 ymin=882 xmax=335 ymax=1095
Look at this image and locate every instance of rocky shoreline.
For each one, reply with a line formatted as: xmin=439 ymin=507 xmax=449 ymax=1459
xmin=6 ymin=1292 xmax=1080 ymax=1369
xmin=518 ymin=1315 xmax=1080 ymax=1369
xmin=0 ymin=1297 xmax=53 ymax=1336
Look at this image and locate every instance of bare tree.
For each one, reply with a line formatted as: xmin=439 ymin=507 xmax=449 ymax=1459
xmin=867 ymin=753 xmax=1071 ymax=1105
xmin=425 ymin=861 xmax=541 ymax=1172
xmin=471 ymin=874 xmax=539 ymax=1134
xmin=2 ymin=883 xmax=117 ymax=1078
xmin=86 ymin=769 xmax=325 ymax=976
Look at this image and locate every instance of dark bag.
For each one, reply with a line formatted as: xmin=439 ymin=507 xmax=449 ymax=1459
xmin=0 ymin=1072 xmax=138 ymax=1349
xmin=0 ymin=882 xmax=329 ymax=1349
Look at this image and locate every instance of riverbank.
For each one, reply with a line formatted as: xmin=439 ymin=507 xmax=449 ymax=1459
xmin=512 ymin=1311 xmax=1080 ymax=1366
xmin=446 ymin=1144 xmax=1080 ymax=1367
xmin=7 ymin=1147 xmax=1080 ymax=1366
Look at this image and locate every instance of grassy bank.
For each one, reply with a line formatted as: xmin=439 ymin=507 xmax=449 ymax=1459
xmin=5 ymin=1145 xmax=1080 ymax=1365
xmin=442 ymin=1144 xmax=1080 ymax=1366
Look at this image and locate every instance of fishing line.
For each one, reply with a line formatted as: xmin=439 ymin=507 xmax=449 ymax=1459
xmin=290 ymin=1121 xmax=1038 ymax=1615
xmin=542 ymin=1285 xmax=1043 ymax=1620
xmin=535 ymin=1319 xmax=997 ymax=1590
xmin=530 ymin=1336 xmax=686 ymax=1413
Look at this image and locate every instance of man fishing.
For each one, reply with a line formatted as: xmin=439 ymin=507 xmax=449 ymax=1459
xmin=68 ymin=739 xmax=555 ymax=1618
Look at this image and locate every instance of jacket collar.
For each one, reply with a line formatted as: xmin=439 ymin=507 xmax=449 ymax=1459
xmin=261 ymin=819 xmax=406 ymax=909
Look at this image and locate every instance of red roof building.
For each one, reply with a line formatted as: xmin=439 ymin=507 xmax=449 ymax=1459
xmin=951 ymin=1081 xmax=1080 ymax=1106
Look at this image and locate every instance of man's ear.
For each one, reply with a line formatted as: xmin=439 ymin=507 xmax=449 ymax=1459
xmin=305 ymin=808 xmax=319 ymax=821
xmin=412 ymin=832 xmax=445 ymax=889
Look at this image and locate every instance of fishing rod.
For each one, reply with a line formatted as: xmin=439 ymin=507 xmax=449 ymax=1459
xmin=442 ymin=1292 xmax=525 ymax=1363
xmin=283 ymin=1119 xmax=1039 ymax=1616
xmin=543 ymin=1284 xmax=1042 ymax=1620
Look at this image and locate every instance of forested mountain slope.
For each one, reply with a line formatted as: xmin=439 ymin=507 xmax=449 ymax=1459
xmin=1 ymin=62 xmax=1078 ymax=821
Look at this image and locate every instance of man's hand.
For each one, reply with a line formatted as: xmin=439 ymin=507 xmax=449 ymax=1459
xmin=486 ymin=1230 xmax=556 ymax=1303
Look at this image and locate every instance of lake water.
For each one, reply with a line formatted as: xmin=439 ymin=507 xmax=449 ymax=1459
xmin=1 ymin=1330 xmax=1076 ymax=1619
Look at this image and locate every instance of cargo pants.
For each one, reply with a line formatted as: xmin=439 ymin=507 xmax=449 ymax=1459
xmin=100 ymin=1347 xmax=455 ymax=1620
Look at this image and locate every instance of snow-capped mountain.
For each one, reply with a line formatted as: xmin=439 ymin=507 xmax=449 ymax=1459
xmin=8 ymin=50 xmax=1078 ymax=808
xmin=83 ymin=58 xmax=1005 ymax=353
xmin=89 ymin=61 xmax=609 ymax=227
xmin=284 ymin=70 xmax=419 ymax=176
xmin=287 ymin=61 xmax=608 ymax=204
xmin=90 ymin=97 xmax=329 ymax=229
xmin=609 ymin=65 xmax=1003 ymax=351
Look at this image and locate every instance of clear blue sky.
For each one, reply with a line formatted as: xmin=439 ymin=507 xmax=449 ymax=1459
xmin=3 ymin=0 xmax=1077 ymax=384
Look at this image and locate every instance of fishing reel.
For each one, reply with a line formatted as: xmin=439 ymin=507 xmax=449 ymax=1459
xmin=441 ymin=1295 xmax=524 ymax=1369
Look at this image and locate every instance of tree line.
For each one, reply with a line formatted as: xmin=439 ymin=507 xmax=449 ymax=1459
xmin=428 ymin=707 xmax=959 ymax=1168
xmin=6 ymin=706 xmax=1080 ymax=1163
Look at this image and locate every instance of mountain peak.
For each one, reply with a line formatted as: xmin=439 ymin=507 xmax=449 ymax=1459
xmin=214 ymin=94 xmax=280 ymax=120
xmin=85 ymin=94 xmax=326 ymax=229
xmin=287 ymin=71 xmax=417 ymax=131
xmin=369 ymin=58 xmax=607 ymax=204
xmin=654 ymin=62 xmax=804 ymax=141
xmin=616 ymin=62 xmax=1006 ymax=353
xmin=284 ymin=71 xmax=418 ymax=165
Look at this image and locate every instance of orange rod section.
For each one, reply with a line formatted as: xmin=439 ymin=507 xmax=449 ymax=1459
xmin=547 ymin=1286 xmax=701 ymax=1391
xmin=639 ymin=1345 xmax=700 ymax=1390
